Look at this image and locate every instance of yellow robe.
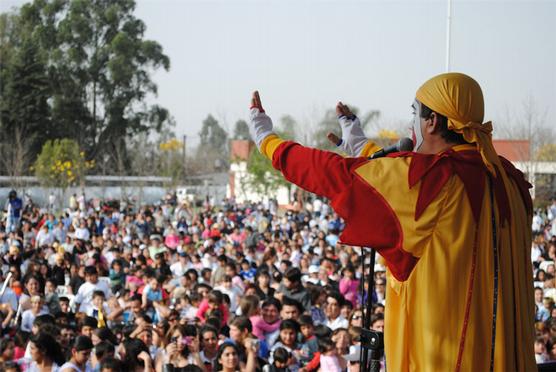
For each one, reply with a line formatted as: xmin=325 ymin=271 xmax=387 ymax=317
xmin=262 ymin=136 xmax=536 ymax=371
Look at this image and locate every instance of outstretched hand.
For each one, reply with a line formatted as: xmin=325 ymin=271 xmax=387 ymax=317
xmin=249 ymin=90 xmax=274 ymax=149
xmin=336 ymin=101 xmax=354 ymax=117
xmin=251 ymin=91 xmax=265 ymax=113
xmin=327 ymin=102 xmax=355 ymax=146
xmin=327 ymin=101 xmax=369 ymax=156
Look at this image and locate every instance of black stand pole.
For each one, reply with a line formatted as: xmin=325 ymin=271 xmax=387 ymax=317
xmin=360 ymin=247 xmax=384 ymax=372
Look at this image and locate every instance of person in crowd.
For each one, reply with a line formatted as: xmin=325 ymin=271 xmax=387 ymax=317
xmin=339 ymin=265 xmax=359 ymax=307
xmin=323 ymin=292 xmax=348 ymax=330
xmin=120 ymin=338 xmax=153 ymax=372
xmin=196 ymin=291 xmax=229 ymax=325
xmin=214 ymin=342 xmax=242 ymax=372
xmin=229 ymin=316 xmax=265 ymax=365
xmin=60 ymin=335 xmax=94 ymax=372
xmin=254 ymin=271 xmax=274 ymax=301
xmin=28 ymin=331 xmax=66 ymax=371
xmin=21 ymin=295 xmax=48 ymax=332
xmin=268 ymin=320 xmax=302 ymax=371
xmin=276 ymin=268 xmax=310 ymax=312
xmin=155 ymin=324 xmax=203 ymax=371
xmin=199 ymin=326 xmax=219 ymax=369
xmin=19 ymin=275 xmax=43 ymax=311
xmin=318 ymin=337 xmax=344 ymax=372
xmin=74 ymin=266 xmax=111 ymax=314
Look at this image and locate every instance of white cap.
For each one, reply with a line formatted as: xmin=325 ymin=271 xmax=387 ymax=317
xmin=309 ymin=265 xmax=320 ymax=274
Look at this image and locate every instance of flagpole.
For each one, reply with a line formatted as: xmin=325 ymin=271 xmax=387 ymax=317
xmin=445 ymin=0 xmax=452 ymax=72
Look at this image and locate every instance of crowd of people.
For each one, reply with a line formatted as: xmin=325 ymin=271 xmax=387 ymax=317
xmin=0 ymin=190 xmax=386 ymax=372
xmin=531 ymin=199 xmax=556 ymax=363
xmin=0 ymin=189 xmax=554 ymax=371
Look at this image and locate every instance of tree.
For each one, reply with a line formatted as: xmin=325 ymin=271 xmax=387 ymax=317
xmin=0 ymin=0 xmax=172 ymax=173
xmin=197 ymin=114 xmax=229 ymax=172
xmin=199 ymin=114 xmax=229 ymax=150
xmin=500 ymin=96 xmax=555 ymax=206
xmin=33 ymin=139 xmax=94 ymax=189
xmin=233 ymin=119 xmax=250 ymax=140
xmin=536 ymin=144 xmax=556 ymax=162
xmin=0 ymin=126 xmax=35 ymax=190
xmin=159 ymin=137 xmax=185 ymax=185
xmin=277 ymin=115 xmax=298 ymax=141
xmin=244 ymin=147 xmax=289 ymax=198
xmin=0 ymin=11 xmax=52 ymax=174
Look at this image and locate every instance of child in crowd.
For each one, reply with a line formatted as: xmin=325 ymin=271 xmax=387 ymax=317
xmin=318 ymin=338 xmax=343 ymax=372
xmin=269 ymin=319 xmax=302 ymax=371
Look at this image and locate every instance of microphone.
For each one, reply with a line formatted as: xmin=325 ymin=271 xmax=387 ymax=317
xmin=369 ymin=137 xmax=414 ymax=159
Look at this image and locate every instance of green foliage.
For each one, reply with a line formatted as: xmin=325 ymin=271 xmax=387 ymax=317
xmin=536 ymin=144 xmax=556 ymax=162
xmin=277 ymin=115 xmax=298 ymax=141
xmin=0 ymin=11 xmax=51 ymax=159
xmin=195 ymin=114 xmax=229 ymax=172
xmin=245 ymin=148 xmax=288 ymax=197
xmin=33 ymin=138 xmax=93 ymax=188
xmin=233 ymin=119 xmax=250 ymax=140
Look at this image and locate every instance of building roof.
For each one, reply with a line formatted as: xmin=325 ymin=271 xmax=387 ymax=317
xmin=230 ymin=140 xmax=254 ymax=161
xmin=492 ymin=139 xmax=530 ymax=162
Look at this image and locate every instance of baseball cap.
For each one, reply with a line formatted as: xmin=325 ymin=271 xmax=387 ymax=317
xmin=308 ymin=265 xmax=319 ymax=274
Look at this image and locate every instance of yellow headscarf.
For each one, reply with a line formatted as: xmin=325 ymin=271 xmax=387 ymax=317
xmin=416 ymin=72 xmax=500 ymax=176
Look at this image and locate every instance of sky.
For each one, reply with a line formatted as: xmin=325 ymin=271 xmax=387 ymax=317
xmin=2 ymin=0 xmax=555 ymax=148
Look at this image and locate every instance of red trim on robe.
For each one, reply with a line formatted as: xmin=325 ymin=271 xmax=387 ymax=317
xmin=499 ymin=157 xmax=533 ymax=215
xmin=335 ymin=173 xmax=418 ymax=281
xmin=272 ymin=141 xmax=418 ymax=281
xmin=390 ymin=150 xmax=511 ymax=225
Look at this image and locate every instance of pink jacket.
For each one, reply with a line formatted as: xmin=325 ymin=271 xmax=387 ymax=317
xmin=196 ymin=298 xmax=229 ymax=324
xmin=250 ymin=315 xmax=280 ymax=340
xmin=339 ymin=278 xmax=359 ymax=307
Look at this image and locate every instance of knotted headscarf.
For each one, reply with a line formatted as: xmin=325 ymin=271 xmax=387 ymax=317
xmin=416 ymin=72 xmax=500 ymax=176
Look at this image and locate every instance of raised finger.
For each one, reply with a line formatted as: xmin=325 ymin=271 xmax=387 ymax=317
xmin=252 ymin=91 xmax=264 ymax=111
xmin=336 ymin=102 xmax=344 ymax=116
xmin=342 ymin=104 xmax=352 ymax=116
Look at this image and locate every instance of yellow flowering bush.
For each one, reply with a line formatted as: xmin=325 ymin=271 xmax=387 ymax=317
xmin=159 ymin=138 xmax=183 ymax=152
xmin=34 ymin=139 xmax=94 ymax=188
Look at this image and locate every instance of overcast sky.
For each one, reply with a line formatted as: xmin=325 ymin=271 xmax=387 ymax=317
xmin=2 ymin=0 xmax=555 ymax=148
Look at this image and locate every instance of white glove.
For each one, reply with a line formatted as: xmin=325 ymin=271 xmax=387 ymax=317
xmin=334 ymin=114 xmax=369 ymax=157
xmin=249 ymin=108 xmax=275 ymax=149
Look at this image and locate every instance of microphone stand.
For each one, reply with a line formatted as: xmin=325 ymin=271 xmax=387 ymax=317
xmin=359 ymin=247 xmax=384 ymax=372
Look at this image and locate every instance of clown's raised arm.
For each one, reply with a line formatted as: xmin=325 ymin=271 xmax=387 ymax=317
xmin=327 ymin=101 xmax=381 ymax=157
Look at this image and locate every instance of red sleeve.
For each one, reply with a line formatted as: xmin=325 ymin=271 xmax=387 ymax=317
xmin=196 ymin=298 xmax=209 ymax=322
xmin=305 ymin=351 xmax=321 ymax=371
xmin=272 ymin=141 xmax=368 ymax=200
xmin=272 ymin=141 xmax=418 ymax=281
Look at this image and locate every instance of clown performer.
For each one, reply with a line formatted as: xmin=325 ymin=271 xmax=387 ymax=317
xmin=248 ymin=73 xmax=535 ymax=371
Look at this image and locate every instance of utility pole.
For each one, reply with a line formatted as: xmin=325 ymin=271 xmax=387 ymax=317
xmin=183 ymin=134 xmax=187 ymax=180
xmin=182 ymin=134 xmax=187 ymax=163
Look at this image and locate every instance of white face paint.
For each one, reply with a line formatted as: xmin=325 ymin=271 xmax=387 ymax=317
xmin=411 ymin=99 xmax=424 ymax=152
